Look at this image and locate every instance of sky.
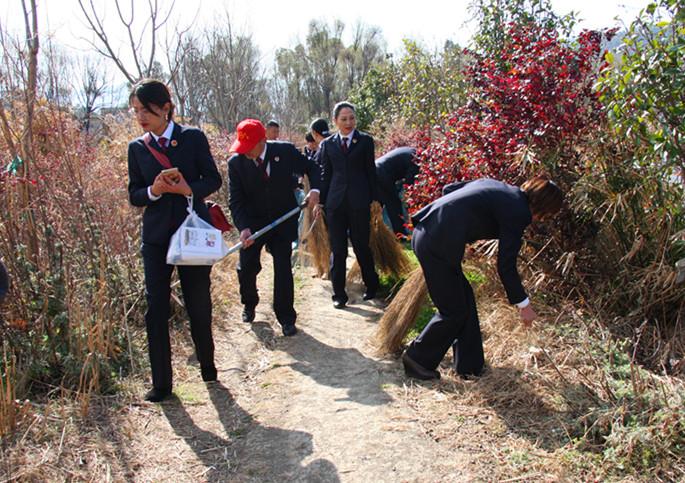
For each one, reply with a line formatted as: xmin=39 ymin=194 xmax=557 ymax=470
xmin=2 ymin=0 xmax=648 ymax=52
xmin=0 ymin=0 xmax=648 ymax=84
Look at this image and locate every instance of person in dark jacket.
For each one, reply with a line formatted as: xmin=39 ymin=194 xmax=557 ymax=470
xmin=128 ymin=79 xmax=223 ymax=402
xmin=303 ymin=132 xmax=318 ymax=161
xmin=375 ymin=146 xmax=419 ymax=236
xmin=402 ymin=177 xmax=563 ymax=380
xmin=228 ymin=119 xmax=321 ymax=336
xmin=309 ymin=118 xmax=331 ymax=148
xmin=265 ymin=120 xmax=280 ymax=140
xmin=316 ymin=102 xmax=380 ymax=309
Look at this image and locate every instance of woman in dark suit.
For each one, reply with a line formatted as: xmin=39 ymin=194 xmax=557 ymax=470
xmin=127 ymin=79 xmax=222 ymax=402
xmin=316 ymin=102 xmax=379 ymax=308
xmin=402 ymin=177 xmax=563 ymax=381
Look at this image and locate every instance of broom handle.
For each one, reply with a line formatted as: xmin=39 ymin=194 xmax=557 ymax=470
xmin=226 ymin=201 xmax=307 ymax=255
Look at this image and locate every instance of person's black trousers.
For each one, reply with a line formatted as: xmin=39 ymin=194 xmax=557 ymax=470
xmin=327 ymin=201 xmax=379 ymax=302
xmin=405 ymin=226 xmax=484 ymax=375
xmin=378 ymin=179 xmax=408 ymax=236
xmin=237 ymin=232 xmax=296 ymax=325
xmin=142 ymin=243 xmax=215 ymax=390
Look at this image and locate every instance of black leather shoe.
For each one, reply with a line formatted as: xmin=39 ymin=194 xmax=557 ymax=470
xmin=402 ymin=352 xmax=440 ymax=380
xmin=333 ymin=299 xmax=346 ymax=309
xmin=144 ymin=387 xmax=172 ymax=402
xmin=282 ymin=323 xmax=298 ymax=336
xmin=201 ymin=365 xmax=217 ymax=382
xmin=242 ymin=306 xmax=256 ymax=323
xmin=362 ymin=291 xmax=377 ymax=301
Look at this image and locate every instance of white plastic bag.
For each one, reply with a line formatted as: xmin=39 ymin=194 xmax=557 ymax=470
xmin=166 ymin=196 xmax=230 ymax=265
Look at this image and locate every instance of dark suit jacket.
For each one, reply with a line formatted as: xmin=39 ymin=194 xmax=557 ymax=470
xmin=411 ymin=178 xmax=532 ymax=304
xmin=128 ymin=123 xmax=222 ymax=246
xmin=317 ymin=130 xmax=378 ymax=210
xmin=228 ymin=141 xmax=321 ymax=242
xmin=375 ymin=147 xmax=419 ymax=186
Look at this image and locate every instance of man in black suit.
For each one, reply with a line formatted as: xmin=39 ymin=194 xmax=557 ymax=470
xmin=228 ymin=119 xmax=321 ymax=336
xmin=265 ymin=120 xmax=280 ymax=140
xmin=375 ymin=146 xmax=420 ymax=236
xmin=316 ymin=102 xmax=380 ymax=308
xmin=402 ymin=177 xmax=563 ymax=380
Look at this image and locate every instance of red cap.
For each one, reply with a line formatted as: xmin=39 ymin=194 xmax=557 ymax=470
xmin=230 ymin=119 xmax=266 ymax=154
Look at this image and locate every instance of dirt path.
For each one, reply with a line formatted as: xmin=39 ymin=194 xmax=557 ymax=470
xmin=4 ymin=252 xmax=587 ymax=482
xmin=120 ymin=257 xmax=473 ymax=482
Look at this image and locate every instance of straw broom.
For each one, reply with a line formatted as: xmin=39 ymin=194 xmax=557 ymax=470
xmin=374 ymin=266 xmax=428 ymax=355
xmin=347 ymin=201 xmax=413 ymax=283
xmin=298 ymin=175 xmax=331 ymax=278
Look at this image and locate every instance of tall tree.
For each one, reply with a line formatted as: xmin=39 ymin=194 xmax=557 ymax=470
xmin=77 ymin=0 xmax=191 ymax=84
xmin=175 ymin=16 xmax=268 ymax=129
xmin=272 ymin=19 xmax=387 ymax=131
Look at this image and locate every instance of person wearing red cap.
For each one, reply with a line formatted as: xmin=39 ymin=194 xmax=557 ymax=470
xmin=228 ymin=119 xmax=321 ymax=336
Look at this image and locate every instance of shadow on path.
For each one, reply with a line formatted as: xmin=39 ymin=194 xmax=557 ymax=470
xmin=161 ymin=382 xmax=340 ymax=482
xmin=251 ymin=322 xmax=394 ymax=406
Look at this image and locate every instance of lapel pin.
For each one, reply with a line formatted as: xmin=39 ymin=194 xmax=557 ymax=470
xmin=170 ymin=140 xmax=178 ymax=147
xmin=352 ymin=139 xmax=358 ymax=144
xmin=274 ymin=156 xmax=280 ymax=162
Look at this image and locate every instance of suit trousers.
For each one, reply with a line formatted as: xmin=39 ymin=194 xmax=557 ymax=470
xmin=406 ymin=225 xmax=484 ymax=375
xmin=327 ymin=200 xmax=379 ymax=302
xmin=142 ymin=243 xmax=215 ymax=390
xmin=237 ymin=232 xmax=296 ymax=325
xmin=378 ymin=179 xmax=408 ymax=235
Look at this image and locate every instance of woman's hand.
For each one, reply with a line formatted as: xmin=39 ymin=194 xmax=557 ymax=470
xmin=520 ymin=304 xmax=538 ymax=328
xmin=163 ymin=171 xmax=193 ymax=197
xmin=151 ymin=172 xmax=175 ymax=196
xmin=304 ymin=190 xmax=320 ymax=209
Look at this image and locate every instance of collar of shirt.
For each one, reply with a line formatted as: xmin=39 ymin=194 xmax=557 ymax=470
xmin=150 ymin=120 xmax=175 ymax=143
xmin=338 ymin=130 xmax=355 ymax=144
xmin=253 ymin=143 xmax=271 ymax=176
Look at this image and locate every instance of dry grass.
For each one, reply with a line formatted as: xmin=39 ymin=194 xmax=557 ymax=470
xmin=374 ymin=267 xmax=428 ymax=354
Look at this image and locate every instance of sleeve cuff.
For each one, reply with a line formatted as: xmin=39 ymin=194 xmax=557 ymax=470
xmin=147 ymin=186 xmax=162 ymax=201
xmin=515 ymin=297 xmax=530 ymax=309
xmin=309 ymin=189 xmax=320 ymax=193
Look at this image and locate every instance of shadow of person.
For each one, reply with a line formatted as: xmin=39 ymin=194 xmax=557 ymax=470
xmin=338 ymin=305 xmax=379 ymax=320
xmin=448 ymin=365 xmax=585 ymax=452
xmin=161 ymin=382 xmax=340 ymax=482
xmin=250 ymin=322 xmax=394 ymax=407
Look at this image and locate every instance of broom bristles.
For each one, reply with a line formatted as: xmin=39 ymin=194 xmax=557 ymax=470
xmin=370 ymin=202 xmax=413 ymax=277
xmin=348 ymin=202 xmax=413 ymax=284
xmin=374 ymin=267 xmax=429 ymax=355
xmin=296 ymin=174 xmax=331 ymax=278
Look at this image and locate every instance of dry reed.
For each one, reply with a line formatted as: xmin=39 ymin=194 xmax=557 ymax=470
xmin=374 ymin=267 xmax=428 ymax=354
xmin=0 ymin=346 xmax=17 ymax=437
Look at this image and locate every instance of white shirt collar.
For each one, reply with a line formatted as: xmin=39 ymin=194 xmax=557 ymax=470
xmin=150 ymin=121 xmax=175 ymax=142
xmin=338 ymin=129 xmax=355 ymax=143
xmin=259 ymin=143 xmax=268 ymax=161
